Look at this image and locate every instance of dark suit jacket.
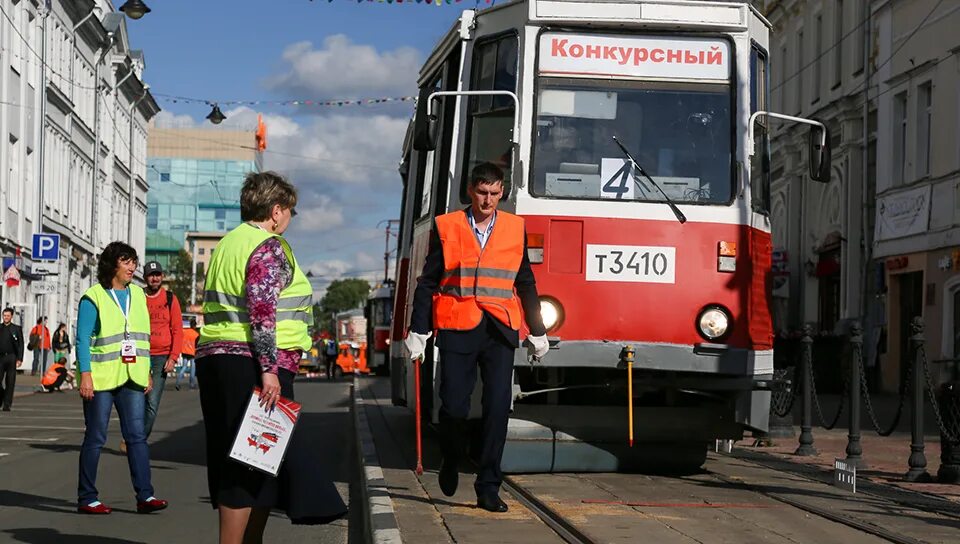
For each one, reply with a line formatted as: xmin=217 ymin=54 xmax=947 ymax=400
xmin=0 ymin=323 xmax=25 ymax=361
xmin=410 ymin=211 xmax=546 ymax=354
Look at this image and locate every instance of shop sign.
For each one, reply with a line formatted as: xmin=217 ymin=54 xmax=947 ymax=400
xmin=886 ymin=256 xmax=909 ymax=271
xmin=876 ymin=185 xmax=931 ymax=241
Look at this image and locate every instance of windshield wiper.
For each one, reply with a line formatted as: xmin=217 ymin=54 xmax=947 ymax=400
xmin=612 ymin=135 xmax=687 ymax=224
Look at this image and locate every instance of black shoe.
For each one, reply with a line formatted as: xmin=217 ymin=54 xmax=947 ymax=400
xmin=476 ymin=493 xmax=508 ymax=513
xmin=1 ymin=406 xmax=10 ymax=412
xmin=438 ymin=458 xmax=458 ymax=497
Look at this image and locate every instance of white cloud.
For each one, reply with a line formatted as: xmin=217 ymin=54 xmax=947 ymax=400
xmin=221 ymin=105 xmax=406 ymax=187
xmin=293 ymin=194 xmax=345 ymax=231
xmin=153 ymin=111 xmax=196 ymax=128
xmin=265 ymin=35 xmax=422 ymax=98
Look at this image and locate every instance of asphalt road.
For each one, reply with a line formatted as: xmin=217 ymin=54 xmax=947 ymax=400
xmin=0 ymin=377 xmax=358 ymax=544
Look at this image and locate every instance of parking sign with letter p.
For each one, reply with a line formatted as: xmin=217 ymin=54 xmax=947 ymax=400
xmin=32 ymin=233 xmax=60 ymax=261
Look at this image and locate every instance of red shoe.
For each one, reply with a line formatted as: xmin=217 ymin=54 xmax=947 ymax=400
xmin=77 ymin=502 xmax=112 ymax=515
xmin=136 ymin=497 xmax=168 ymax=514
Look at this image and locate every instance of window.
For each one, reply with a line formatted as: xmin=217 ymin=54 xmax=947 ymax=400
xmin=796 ymin=30 xmax=804 ymax=114
xmin=461 ymin=34 xmax=518 ymax=203
xmin=893 ymin=92 xmax=908 ymax=185
xmin=834 ymin=0 xmax=844 ymax=87
xmin=813 ymin=15 xmax=822 ymax=103
xmin=779 ymin=45 xmax=788 ymax=113
xmin=917 ymin=82 xmax=932 ymax=177
xmin=853 ymin=0 xmax=865 ymax=73
xmin=198 ymin=248 xmax=205 ymax=256
xmin=531 ymin=79 xmax=733 ymax=204
xmin=751 ymin=46 xmax=771 ymax=214
xmin=160 ymin=172 xmax=170 ymax=182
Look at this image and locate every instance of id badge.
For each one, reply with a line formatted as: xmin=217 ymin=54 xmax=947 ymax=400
xmin=120 ymin=340 xmax=137 ymax=364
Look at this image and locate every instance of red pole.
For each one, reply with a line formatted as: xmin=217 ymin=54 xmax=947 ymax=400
xmin=414 ymin=356 xmax=423 ymax=475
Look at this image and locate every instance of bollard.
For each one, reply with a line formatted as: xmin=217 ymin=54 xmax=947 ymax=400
xmin=904 ymin=317 xmax=931 ymax=482
xmin=795 ymin=324 xmax=818 ymax=456
xmin=937 ymin=380 xmax=960 ymax=483
xmin=845 ymin=321 xmax=867 ymax=469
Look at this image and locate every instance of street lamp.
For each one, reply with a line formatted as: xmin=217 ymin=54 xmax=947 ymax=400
xmin=206 ymin=103 xmax=226 ymax=125
xmin=119 ymin=0 xmax=151 ymax=20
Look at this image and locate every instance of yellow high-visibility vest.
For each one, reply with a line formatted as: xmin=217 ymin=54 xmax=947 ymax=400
xmin=200 ymin=223 xmax=313 ymax=351
xmin=84 ymin=284 xmax=151 ymax=391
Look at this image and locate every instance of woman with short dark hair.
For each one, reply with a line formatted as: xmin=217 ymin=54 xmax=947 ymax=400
xmin=75 ymin=241 xmax=167 ymax=515
xmin=197 ymin=171 xmax=346 ymax=543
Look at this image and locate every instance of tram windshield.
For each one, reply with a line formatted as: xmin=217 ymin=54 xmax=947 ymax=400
xmin=531 ymin=78 xmax=733 ymax=204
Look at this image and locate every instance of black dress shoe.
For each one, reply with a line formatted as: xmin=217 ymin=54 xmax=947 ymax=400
xmin=438 ymin=458 xmax=458 ymax=497
xmin=476 ymin=493 xmax=508 ymax=513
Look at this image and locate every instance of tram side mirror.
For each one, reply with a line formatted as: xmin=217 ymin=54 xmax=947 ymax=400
xmin=808 ymin=124 xmax=832 ymax=183
xmin=425 ymin=114 xmax=440 ymax=151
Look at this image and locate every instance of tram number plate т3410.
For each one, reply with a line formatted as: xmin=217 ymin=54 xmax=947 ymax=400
xmin=585 ymin=245 xmax=676 ymax=284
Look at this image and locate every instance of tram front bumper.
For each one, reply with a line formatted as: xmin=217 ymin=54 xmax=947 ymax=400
xmin=514 ymin=339 xmax=773 ymax=376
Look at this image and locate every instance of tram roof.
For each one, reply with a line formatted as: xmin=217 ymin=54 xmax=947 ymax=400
xmin=418 ymin=0 xmax=769 ymax=84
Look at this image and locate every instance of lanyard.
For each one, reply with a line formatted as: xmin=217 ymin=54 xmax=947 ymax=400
xmin=108 ymin=288 xmax=131 ymax=340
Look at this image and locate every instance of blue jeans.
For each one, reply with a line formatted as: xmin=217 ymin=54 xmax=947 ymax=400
xmin=175 ymin=356 xmax=196 ymax=389
xmin=78 ymin=381 xmax=154 ymax=505
xmin=144 ymin=355 xmax=168 ymax=439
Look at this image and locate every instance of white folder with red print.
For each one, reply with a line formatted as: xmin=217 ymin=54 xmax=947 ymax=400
xmin=229 ymin=387 xmax=301 ymax=476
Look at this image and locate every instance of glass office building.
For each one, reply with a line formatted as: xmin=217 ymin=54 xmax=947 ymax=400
xmin=146 ymin=127 xmax=261 ymax=269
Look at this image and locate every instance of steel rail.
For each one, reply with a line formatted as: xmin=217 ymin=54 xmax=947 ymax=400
xmin=502 ymin=476 xmax=597 ymax=544
xmin=708 ymin=470 xmax=926 ymax=544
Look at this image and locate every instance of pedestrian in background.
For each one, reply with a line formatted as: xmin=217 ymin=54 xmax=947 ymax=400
xmin=29 ymin=317 xmax=51 ymax=376
xmin=0 ymin=307 xmax=24 ymax=411
xmin=197 ymin=171 xmax=346 ymax=543
xmin=40 ymin=356 xmax=74 ymax=392
xmin=52 ymin=323 xmax=70 ymax=367
xmin=75 ymin=241 xmax=167 ymax=515
xmin=141 ymin=261 xmax=183 ymax=442
xmin=176 ymin=317 xmax=199 ymax=390
xmin=325 ymin=338 xmax=337 ymax=380
xmin=405 ymin=162 xmax=550 ymax=513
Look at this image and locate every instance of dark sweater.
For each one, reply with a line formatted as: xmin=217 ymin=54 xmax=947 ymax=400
xmin=0 ymin=322 xmax=25 ymax=360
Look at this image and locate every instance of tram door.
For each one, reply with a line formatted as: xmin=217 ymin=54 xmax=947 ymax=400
xmin=897 ymin=271 xmax=923 ymax=389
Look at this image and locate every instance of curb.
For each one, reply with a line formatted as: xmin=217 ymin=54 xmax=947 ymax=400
xmin=353 ymin=376 xmax=402 ymax=544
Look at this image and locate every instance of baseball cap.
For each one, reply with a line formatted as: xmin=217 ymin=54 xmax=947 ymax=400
xmin=144 ymin=261 xmax=163 ymax=275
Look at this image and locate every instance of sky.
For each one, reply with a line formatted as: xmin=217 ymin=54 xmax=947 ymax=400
xmin=123 ymin=0 xmax=477 ymax=294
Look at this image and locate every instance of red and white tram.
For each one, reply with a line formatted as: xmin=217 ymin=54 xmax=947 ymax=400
xmin=390 ymin=0 xmax=830 ymax=471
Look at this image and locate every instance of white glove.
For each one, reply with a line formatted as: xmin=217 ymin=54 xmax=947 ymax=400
xmin=527 ymin=334 xmax=550 ymax=360
xmin=404 ymin=331 xmax=431 ymax=361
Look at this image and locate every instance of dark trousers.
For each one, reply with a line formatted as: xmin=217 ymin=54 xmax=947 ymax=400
xmin=438 ymin=329 xmax=515 ymax=496
xmin=0 ymin=354 xmax=16 ymax=409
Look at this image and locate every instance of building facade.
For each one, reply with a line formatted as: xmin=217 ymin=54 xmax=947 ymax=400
xmin=869 ymin=0 xmax=960 ymax=389
xmin=0 ymin=0 xmax=158 ymax=337
xmin=145 ymin=127 xmax=261 ymax=271
xmin=766 ymin=0 xmax=960 ymax=391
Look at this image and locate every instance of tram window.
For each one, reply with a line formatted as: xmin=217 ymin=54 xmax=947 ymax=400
xmin=750 ymin=46 xmax=772 ymax=215
xmin=460 ymin=34 xmax=519 ymax=204
xmin=531 ymin=78 xmax=733 ymax=204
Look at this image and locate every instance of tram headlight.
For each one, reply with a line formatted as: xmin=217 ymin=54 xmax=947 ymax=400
xmin=697 ymin=306 xmax=731 ymax=341
xmin=539 ymin=297 xmax=563 ymax=332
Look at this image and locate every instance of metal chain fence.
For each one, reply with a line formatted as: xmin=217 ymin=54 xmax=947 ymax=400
xmin=771 ymin=366 xmax=796 ymax=418
xmin=918 ymin=345 xmax=960 ymax=444
xmin=805 ymin=341 xmax=846 ymax=430
xmin=855 ymin=339 xmax=911 ymax=437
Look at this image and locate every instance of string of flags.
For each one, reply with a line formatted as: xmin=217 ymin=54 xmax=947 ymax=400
xmin=154 ymin=94 xmax=416 ymax=108
xmin=310 ymin=0 xmax=494 ymax=4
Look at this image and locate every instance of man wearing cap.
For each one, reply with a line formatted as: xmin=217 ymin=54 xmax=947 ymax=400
xmin=140 ymin=261 xmax=183 ymax=443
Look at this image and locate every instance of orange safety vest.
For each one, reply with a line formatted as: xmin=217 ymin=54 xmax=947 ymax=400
xmin=433 ymin=209 xmax=523 ymax=331
xmin=41 ymin=363 xmax=66 ymax=387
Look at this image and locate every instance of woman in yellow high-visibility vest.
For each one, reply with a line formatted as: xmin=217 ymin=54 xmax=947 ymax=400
xmin=75 ymin=241 xmax=168 ymax=515
xmin=197 ymin=171 xmax=346 ymax=543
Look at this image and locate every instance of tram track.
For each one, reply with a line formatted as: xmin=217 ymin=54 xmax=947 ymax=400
xmin=503 ymin=476 xmax=599 ymax=544
xmin=502 ymin=463 xmax=937 ymax=544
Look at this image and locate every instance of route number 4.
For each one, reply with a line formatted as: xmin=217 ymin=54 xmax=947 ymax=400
xmin=600 ymin=158 xmax=635 ymax=200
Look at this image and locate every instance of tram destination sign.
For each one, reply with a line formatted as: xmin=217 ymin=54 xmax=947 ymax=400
xmin=539 ymin=33 xmax=730 ymax=81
